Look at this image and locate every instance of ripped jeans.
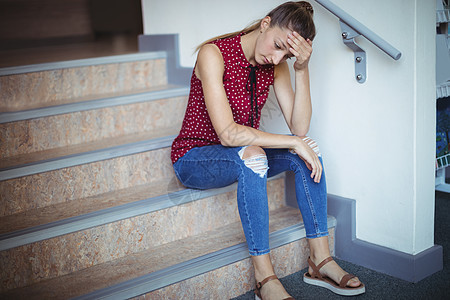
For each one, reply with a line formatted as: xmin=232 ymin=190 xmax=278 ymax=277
xmin=172 ymin=143 xmax=328 ymax=256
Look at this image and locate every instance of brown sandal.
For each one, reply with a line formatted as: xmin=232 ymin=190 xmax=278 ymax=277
xmin=254 ymin=274 xmax=294 ymax=300
xmin=303 ymin=256 xmax=365 ymax=296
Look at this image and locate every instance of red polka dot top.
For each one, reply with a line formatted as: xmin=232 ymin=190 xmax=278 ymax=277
xmin=171 ymin=33 xmax=275 ymax=164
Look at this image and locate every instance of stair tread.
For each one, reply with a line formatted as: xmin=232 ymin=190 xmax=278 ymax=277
xmin=0 ymin=51 xmax=167 ymax=77
xmin=0 ymin=179 xmax=184 ymax=235
xmin=0 ymin=84 xmax=184 ymax=113
xmin=0 ymin=127 xmax=178 ymax=170
xmin=0 ymin=206 xmax=303 ymax=299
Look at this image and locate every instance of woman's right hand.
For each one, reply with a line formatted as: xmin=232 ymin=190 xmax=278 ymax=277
xmin=291 ymin=136 xmax=322 ymax=183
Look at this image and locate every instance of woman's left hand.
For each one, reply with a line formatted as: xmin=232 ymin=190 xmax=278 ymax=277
xmin=287 ymin=31 xmax=313 ymax=71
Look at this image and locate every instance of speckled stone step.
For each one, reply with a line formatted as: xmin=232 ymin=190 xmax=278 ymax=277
xmin=0 ymin=177 xmax=286 ymax=293
xmin=0 ymin=207 xmax=336 ymax=299
xmin=0 ymin=144 xmax=175 ymax=218
xmin=0 ymin=52 xmax=168 ymax=112
xmin=0 ymin=88 xmax=188 ymax=159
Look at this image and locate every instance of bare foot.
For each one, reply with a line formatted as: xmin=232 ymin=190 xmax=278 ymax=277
xmin=309 ymin=256 xmax=361 ymax=288
xmin=256 ymin=276 xmax=292 ymax=300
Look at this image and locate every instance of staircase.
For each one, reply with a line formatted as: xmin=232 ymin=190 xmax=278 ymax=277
xmin=0 ymin=49 xmax=336 ymax=299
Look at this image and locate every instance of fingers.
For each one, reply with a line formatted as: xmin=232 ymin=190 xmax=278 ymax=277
xmin=312 ymin=155 xmax=322 ymax=183
xmin=287 ymin=31 xmax=312 ymax=56
xmin=296 ymin=146 xmax=322 ymax=183
xmin=308 ymin=149 xmax=322 ymax=183
xmin=287 ymin=31 xmax=312 ymax=70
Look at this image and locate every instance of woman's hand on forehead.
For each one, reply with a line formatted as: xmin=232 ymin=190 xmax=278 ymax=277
xmin=287 ymin=31 xmax=313 ymax=71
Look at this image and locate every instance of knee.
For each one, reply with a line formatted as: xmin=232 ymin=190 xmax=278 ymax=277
xmin=238 ymin=146 xmax=268 ymax=178
xmin=240 ymin=145 xmax=266 ymax=159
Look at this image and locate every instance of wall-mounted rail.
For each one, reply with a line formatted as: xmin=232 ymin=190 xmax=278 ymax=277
xmin=314 ymin=0 xmax=402 ymax=83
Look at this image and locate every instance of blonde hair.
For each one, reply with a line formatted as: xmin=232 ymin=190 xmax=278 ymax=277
xmin=195 ymin=1 xmax=315 ymax=52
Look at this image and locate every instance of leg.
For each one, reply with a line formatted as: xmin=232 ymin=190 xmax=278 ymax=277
xmin=265 ymin=146 xmax=362 ymax=289
xmin=175 ymin=145 xmax=291 ymax=298
xmin=240 ymin=146 xmax=292 ymax=299
xmin=174 ymin=145 xmax=270 ymax=253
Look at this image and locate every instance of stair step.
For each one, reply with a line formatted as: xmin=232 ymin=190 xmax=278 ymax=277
xmin=0 ymin=52 xmax=167 ymax=77
xmin=0 ymin=85 xmax=189 ymax=123
xmin=140 ymin=223 xmax=335 ymax=300
xmin=0 ymin=174 xmax=283 ymax=251
xmin=0 ymin=88 xmax=188 ymax=159
xmin=0 ymin=207 xmax=336 ymax=299
xmin=0 ymin=177 xmax=285 ymax=292
xmin=0 ymin=129 xmax=177 ymax=181
xmin=0 ymin=52 xmax=169 ymax=112
xmin=0 ymin=145 xmax=174 ymax=218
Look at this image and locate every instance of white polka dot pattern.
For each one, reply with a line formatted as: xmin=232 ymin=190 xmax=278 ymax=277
xmin=171 ymin=33 xmax=274 ymax=164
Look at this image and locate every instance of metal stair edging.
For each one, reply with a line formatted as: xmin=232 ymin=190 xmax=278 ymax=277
xmin=0 ymin=174 xmax=283 ymax=251
xmin=0 ymin=86 xmax=190 ymax=124
xmin=0 ymin=52 xmax=168 ymax=76
xmin=0 ymin=135 xmax=176 ymax=181
xmin=73 ymin=216 xmax=336 ymax=300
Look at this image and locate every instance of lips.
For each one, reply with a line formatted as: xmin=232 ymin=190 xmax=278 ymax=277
xmin=264 ymin=57 xmax=270 ymax=64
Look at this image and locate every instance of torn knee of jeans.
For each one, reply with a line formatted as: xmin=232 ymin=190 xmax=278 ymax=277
xmin=238 ymin=148 xmax=269 ymax=178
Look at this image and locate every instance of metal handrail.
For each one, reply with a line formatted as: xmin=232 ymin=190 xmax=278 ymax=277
xmin=315 ymin=0 xmax=402 ymax=60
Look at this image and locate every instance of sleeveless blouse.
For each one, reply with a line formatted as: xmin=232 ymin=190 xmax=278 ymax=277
xmin=171 ymin=33 xmax=275 ymax=164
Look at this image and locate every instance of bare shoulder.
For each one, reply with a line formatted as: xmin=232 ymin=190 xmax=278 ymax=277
xmin=196 ymin=43 xmax=224 ymax=80
xmin=198 ymin=43 xmax=221 ymax=57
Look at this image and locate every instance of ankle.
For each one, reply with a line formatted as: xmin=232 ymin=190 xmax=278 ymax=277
xmin=309 ymin=252 xmax=331 ymax=264
xmin=252 ymin=254 xmax=276 ymax=282
xmin=254 ymin=269 xmax=276 ymax=283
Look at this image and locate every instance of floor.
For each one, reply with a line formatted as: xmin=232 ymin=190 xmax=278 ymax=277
xmin=233 ymin=191 xmax=449 ymax=300
xmin=0 ymin=34 xmax=139 ymax=68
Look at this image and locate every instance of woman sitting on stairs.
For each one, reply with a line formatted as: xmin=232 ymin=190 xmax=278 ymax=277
xmin=170 ymin=1 xmax=365 ymax=298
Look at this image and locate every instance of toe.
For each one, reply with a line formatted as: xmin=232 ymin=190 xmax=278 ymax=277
xmin=348 ymin=276 xmax=361 ymax=287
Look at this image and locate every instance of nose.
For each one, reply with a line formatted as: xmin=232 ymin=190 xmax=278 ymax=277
xmin=272 ymin=52 xmax=285 ymax=65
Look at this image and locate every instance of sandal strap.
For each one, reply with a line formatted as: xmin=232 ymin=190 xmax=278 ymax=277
xmin=307 ymin=256 xmax=333 ymax=279
xmin=307 ymin=257 xmax=321 ymax=279
xmin=256 ymin=274 xmax=279 ymax=290
xmin=316 ymin=256 xmax=334 ymax=271
xmin=339 ymin=273 xmax=357 ymax=288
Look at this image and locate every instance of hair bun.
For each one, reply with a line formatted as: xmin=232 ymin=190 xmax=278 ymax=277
xmin=297 ymin=1 xmax=314 ymax=13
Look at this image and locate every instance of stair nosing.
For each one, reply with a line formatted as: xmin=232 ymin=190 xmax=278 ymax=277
xmin=73 ymin=217 xmax=336 ymax=300
xmin=0 ymin=52 xmax=168 ymax=77
xmin=0 ymin=86 xmax=190 ymax=124
xmin=0 ymin=135 xmax=176 ymax=181
xmin=0 ymin=174 xmax=283 ymax=251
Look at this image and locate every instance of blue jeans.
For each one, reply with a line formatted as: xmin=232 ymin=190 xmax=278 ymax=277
xmin=173 ymin=145 xmax=328 ymax=256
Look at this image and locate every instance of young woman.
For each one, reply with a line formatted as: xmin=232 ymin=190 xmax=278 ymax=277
xmin=171 ymin=1 xmax=365 ymax=298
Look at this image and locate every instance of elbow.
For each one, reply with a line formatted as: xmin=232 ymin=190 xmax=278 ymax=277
xmin=220 ymin=138 xmax=231 ymax=147
xmin=219 ymin=132 xmax=233 ymax=147
xmin=291 ymin=126 xmax=310 ymax=138
xmin=217 ymin=123 xmax=237 ymax=147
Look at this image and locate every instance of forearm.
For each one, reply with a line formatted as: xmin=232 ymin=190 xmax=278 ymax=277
xmin=290 ymin=67 xmax=312 ymax=136
xmin=220 ymin=123 xmax=300 ymax=149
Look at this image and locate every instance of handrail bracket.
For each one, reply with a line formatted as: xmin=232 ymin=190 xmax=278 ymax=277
xmin=340 ymin=21 xmax=366 ymax=83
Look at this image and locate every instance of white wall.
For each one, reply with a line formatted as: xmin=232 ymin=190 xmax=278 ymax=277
xmin=142 ymin=0 xmax=287 ymax=67
xmin=142 ymin=0 xmax=436 ymax=255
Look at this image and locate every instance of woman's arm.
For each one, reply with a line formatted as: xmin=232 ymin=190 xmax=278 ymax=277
xmin=196 ymin=43 xmax=322 ymax=182
xmin=273 ymin=31 xmax=313 ymax=137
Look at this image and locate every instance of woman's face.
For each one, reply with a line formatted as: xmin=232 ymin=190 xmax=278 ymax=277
xmin=255 ymin=23 xmax=294 ymax=66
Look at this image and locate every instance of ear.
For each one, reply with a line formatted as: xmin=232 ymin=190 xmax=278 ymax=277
xmin=260 ymin=16 xmax=271 ymax=32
